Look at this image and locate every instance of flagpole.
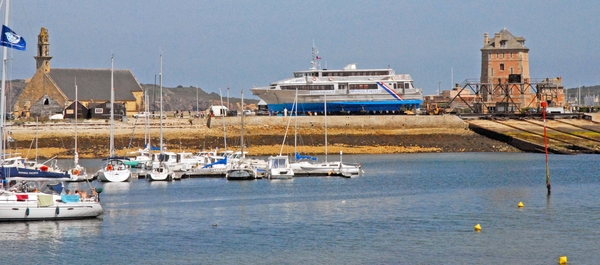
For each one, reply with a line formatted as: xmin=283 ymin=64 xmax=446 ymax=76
xmin=0 ymin=0 xmax=10 ymax=159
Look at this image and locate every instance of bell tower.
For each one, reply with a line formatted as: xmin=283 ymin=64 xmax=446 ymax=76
xmin=34 ymin=27 xmax=52 ymax=73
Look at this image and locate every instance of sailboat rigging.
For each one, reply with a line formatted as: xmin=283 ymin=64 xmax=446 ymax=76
xmin=149 ymin=53 xmax=174 ymax=181
xmin=97 ymin=56 xmax=132 ymax=182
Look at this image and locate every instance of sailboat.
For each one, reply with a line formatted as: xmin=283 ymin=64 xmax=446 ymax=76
xmin=148 ymin=53 xmax=174 ymax=181
xmin=97 ymin=56 xmax=132 ymax=182
xmin=297 ymin=94 xmax=363 ymax=178
xmin=266 ymin=88 xmax=295 ymax=179
xmin=67 ymin=81 xmax=92 ymax=182
xmin=0 ymin=0 xmax=103 ymax=221
xmin=225 ymin=89 xmax=257 ymax=180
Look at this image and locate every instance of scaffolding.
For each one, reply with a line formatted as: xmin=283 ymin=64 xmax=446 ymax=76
xmin=446 ymin=78 xmax=564 ymax=114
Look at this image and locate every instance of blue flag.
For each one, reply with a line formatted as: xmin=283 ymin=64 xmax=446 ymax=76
xmin=0 ymin=25 xmax=26 ymax=51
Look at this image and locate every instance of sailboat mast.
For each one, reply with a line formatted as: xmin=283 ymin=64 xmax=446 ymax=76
xmin=75 ymin=80 xmax=78 ymax=165
xmin=294 ymin=88 xmax=298 ymax=158
xmin=110 ymin=56 xmax=115 ymax=157
xmin=241 ymin=89 xmax=244 ymax=160
xmin=324 ymin=94 xmax=327 ymax=163
xmin=0 ymin=0 xmax=10 ymax=158
xmin=159 ymin=53 xmax=163 ymax=154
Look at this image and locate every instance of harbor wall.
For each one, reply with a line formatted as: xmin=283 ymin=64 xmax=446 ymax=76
xmin=208 ymin=115 xmax=468 ymax=129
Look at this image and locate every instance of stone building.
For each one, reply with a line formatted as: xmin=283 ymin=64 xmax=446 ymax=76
xmin=425 ymin=28 xmax=565 ymax=114
xmin=479 ymin=28 xmax=564 ymax=112
xmin=13 ymin=27 xmax=144 ymax=119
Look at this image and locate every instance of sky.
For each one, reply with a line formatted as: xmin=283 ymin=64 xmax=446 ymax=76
xmin=3 ymin=0 xmax=600 ymax=99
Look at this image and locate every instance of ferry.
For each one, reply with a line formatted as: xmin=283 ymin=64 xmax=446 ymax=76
xmin=250 ymin=47 xmax=423 ymax=114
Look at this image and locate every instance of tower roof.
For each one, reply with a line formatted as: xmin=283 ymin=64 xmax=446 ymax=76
xmin=482 ymin=28 xmax=528 ymax=50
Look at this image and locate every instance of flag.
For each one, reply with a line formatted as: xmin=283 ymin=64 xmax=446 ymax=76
xmin=0 ymin=25 xmax=26 ymax=51
xmin=316 ymin=55 xmax=321 ymax=60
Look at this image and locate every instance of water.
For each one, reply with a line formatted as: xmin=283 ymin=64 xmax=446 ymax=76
xmin=1 ymin=153 xmax=599 ymax=264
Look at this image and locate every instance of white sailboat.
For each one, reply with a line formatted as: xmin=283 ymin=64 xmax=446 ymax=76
xmin=298 ymin=94 xmax=363 ymax=177
xmin=226 ymin=89 xmax=257 ymax=180
xmin=97 ymin=56 xmax=132 ymax=182
xmin=67 ymin=81 xmax=92 ymax=182
xmin=266 ymin=89 xmax=295 ymax=179
xmin=0 ymin=0 xmax=103 ymax=221
xmin=148 ymin=53 xmax=174 ymax=181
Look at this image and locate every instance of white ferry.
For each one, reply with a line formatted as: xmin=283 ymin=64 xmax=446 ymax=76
xmin=250 ymin=46 xmax=423 ymax=114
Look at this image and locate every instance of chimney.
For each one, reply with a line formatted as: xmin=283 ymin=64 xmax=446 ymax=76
xmin=483 ymin=32 xmax=488 ymax=46
xmin=494 ymin=32 xmax=500 ymax=48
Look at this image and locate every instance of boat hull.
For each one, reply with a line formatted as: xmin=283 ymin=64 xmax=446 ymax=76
xmin=0 ymin=193 xmax=103 ymax=221
xmin=251 ymin=83 xmax=422 ymax=114
xmin=226 ymin=168 xmax=257 ymax=180
xmin=97 ymin=169 xmax=131 ymax=182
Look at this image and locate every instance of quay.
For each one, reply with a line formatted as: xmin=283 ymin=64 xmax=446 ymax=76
xmin=5 ymin=113 xmax=600 ymax=159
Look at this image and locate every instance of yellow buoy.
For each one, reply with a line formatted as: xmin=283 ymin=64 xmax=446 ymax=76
xmin=558 ymin=256 xmax=567 ymax=264
xmin=518 ymin=201 xmax=524 ymax=208
xmin=474 ymin=223 xmax=481 ymax=232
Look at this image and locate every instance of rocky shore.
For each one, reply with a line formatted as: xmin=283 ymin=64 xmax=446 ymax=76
xmin=6 ymin=115 xmax=519 ymax=159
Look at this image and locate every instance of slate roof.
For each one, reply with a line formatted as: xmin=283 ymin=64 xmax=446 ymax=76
xmin=482 ymin=28 xmax=528 ymax=50
xmin=48 ymin=68 xmax=142 ymax=101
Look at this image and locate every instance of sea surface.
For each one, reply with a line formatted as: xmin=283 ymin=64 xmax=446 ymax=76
xmin=1 ymin=153 xmax=599 ymax=264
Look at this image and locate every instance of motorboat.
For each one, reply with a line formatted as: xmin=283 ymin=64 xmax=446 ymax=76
xmin=266 ymin=155 xmax=293 ymax=179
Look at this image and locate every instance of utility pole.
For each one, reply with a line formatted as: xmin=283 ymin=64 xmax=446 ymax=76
xmin=227 ymin=86 xmax=230 ymax=110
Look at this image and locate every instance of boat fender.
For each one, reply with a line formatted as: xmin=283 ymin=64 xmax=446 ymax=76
xmin=55 ymin=206 xmax=60 ymax=215
xmin=312 ymin=76 xmax=317 ymax=81
xmin=25 ymin=207 xmax=29 ymax=216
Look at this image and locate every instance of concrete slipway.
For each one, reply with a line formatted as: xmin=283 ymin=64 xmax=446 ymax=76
xmin=466 ymin=114 xmax=600 ymax=154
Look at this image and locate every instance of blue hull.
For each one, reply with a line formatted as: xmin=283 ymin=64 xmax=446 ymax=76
xmin=267 ymin=100 xmax=422 ymax=114
xmin=1 ymin=166 xmax=70 ymax=180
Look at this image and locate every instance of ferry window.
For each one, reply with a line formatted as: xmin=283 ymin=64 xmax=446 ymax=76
xmin=404 ymin=82 xmax=410 ymax=89
xmin=349 ymin=84 xmax=377 ymax=90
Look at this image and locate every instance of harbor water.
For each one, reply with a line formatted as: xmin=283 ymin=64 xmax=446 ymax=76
xmin=1 ymin=153 xmax=599 ymax=264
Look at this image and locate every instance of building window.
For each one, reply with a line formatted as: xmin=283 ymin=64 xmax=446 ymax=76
xmin=500 ymin=64 xmax=505 ymax=71
xmin=510 ymin=68 xmax=514 ymax=74
xmin=500 ymin=40 xmax=507 ymax=47
xmin=43 ymin=98 xmax=49 ymax=105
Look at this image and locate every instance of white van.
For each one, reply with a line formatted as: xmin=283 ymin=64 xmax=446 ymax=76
xmin=206 ymin=106 xmax=230 ymax=117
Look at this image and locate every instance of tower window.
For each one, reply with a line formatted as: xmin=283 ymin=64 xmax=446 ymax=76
xmin=500 ymin=64 xmax=505 ymax=71
xmin=43 ymin=98 xmax=49 ymax=105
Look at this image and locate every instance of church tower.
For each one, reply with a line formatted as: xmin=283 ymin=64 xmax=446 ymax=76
xmin=34 ymin=27 xmax=52 ymax=73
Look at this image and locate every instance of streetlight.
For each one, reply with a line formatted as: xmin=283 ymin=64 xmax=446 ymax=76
xmin=196 ymin=84 xmax=199 ymax=118
xmin=438 ymin=81 xmax=441 ymax=95
xmin=227 ymin=86 xmax=230 ymax=111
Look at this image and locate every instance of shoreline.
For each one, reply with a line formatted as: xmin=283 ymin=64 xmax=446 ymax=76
xmin=5 ymin=116 xmax=520 ymax=159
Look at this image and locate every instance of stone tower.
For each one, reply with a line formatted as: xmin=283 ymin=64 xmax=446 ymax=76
xmin=34 ymin=27 xmax=52 ymax=73
xmin=480 ymin=28 xmax=529 ymax=85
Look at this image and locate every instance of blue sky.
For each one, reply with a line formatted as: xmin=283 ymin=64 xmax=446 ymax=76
xmin=4 ymin=0 xmax=600 ymax=98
